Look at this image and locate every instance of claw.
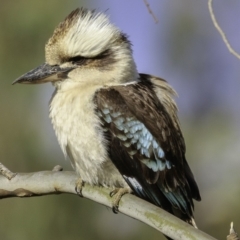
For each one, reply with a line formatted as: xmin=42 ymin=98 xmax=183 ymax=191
xmin=75 ymin=178 xmax=84 ymax=197
xmin=110 ymin=187 xmax=131 ymax=213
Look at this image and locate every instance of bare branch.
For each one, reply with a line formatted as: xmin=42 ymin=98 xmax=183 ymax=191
xmin=0 ymin=170 xmax=217 ymax=240
xmin=208 ymin=0 xmax=240 ymax=60
xmin=227 ymin=222 xmax=239 ymax=240
xmin=143 ymin=0 xmax=158 ymax=23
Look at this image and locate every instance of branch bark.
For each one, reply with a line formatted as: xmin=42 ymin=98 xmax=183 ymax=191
xmin=0 ymin=169 xmax=217 ymax=240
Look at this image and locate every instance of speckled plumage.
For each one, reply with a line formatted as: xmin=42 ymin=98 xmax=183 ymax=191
xmin=14 ymin=8 xmax=201 ymax=237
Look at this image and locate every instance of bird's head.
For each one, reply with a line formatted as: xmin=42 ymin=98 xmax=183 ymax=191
xmin=13 ymin=8 xmax=138 ymax=90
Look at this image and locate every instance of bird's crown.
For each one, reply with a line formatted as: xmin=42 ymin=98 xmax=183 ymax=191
xmin=45 ymin=8 xmax=127 ymax=66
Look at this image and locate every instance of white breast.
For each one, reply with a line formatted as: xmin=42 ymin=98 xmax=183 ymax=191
xmin=49 ymin=85 xmax=126 ymax=187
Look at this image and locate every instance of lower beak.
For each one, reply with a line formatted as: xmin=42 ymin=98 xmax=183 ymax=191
xmin=13 ymin=63 xmax=73 ymax=85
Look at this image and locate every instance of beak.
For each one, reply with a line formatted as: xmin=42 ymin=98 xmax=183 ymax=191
xmin=12 ymin=63 xmax=74 ymax=85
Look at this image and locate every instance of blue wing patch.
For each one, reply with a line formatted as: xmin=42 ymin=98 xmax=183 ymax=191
xmin=99 ymin=107 xmax=172 ymax=172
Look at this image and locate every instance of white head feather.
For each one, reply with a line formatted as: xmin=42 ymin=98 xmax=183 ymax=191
xmin=45 ymin=8 xmax=138 ymax=89
xmin=64 ymin=11 xmax=119 ymax=58
xmin=46 ymin=9 xmax=124 ymax=64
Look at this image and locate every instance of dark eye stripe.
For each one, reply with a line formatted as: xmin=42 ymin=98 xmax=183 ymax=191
xmin=68 ymin=49 xmax=111 ymax=62
xmin=68 ymin=56 xmax=86 ymax=62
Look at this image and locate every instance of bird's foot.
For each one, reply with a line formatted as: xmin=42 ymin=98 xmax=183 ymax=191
xmin=75 ymin=178 xmax=85 ymax=197
xmin=110 ymin=187 xmax=132 ymax=213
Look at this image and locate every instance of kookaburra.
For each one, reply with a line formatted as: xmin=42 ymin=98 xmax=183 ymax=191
xmin=14 ymin=8 xmax=201 ymax=236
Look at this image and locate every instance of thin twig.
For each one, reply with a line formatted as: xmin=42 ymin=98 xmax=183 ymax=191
xmin=0 ymin=162 xmax=16 ymax=180
xmin=227 ymin=222 xmax=239 ymax=240
xmin=52 ymin=165 xmax=63 ymax=171
xmin=208 ymin=0 xmax=240 ymax=60
xmin=143 ymin=0 xmax=158 ymax=23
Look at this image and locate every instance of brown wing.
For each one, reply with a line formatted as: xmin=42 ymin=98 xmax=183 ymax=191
xmin=94 ymin=76 xmax=200 ymax=221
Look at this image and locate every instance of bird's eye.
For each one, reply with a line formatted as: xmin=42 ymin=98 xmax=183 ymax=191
xmin=68 ymin=56 xmax=86 ymax=63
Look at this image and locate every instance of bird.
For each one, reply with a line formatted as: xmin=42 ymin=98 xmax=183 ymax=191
xmin=13 ymin=8 xmax=201 ymax=238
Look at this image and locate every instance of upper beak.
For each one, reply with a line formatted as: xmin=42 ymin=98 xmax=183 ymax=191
xmin=12 ymin=63 xmax=74 ymax=85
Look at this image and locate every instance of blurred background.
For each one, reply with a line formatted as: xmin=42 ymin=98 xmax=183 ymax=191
xmin=0 ymin=0 xmax=240 ymax=239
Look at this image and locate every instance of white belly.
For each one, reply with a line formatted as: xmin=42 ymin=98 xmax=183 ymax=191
xmin=49 ymin=86 xmax=126 ymax=187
